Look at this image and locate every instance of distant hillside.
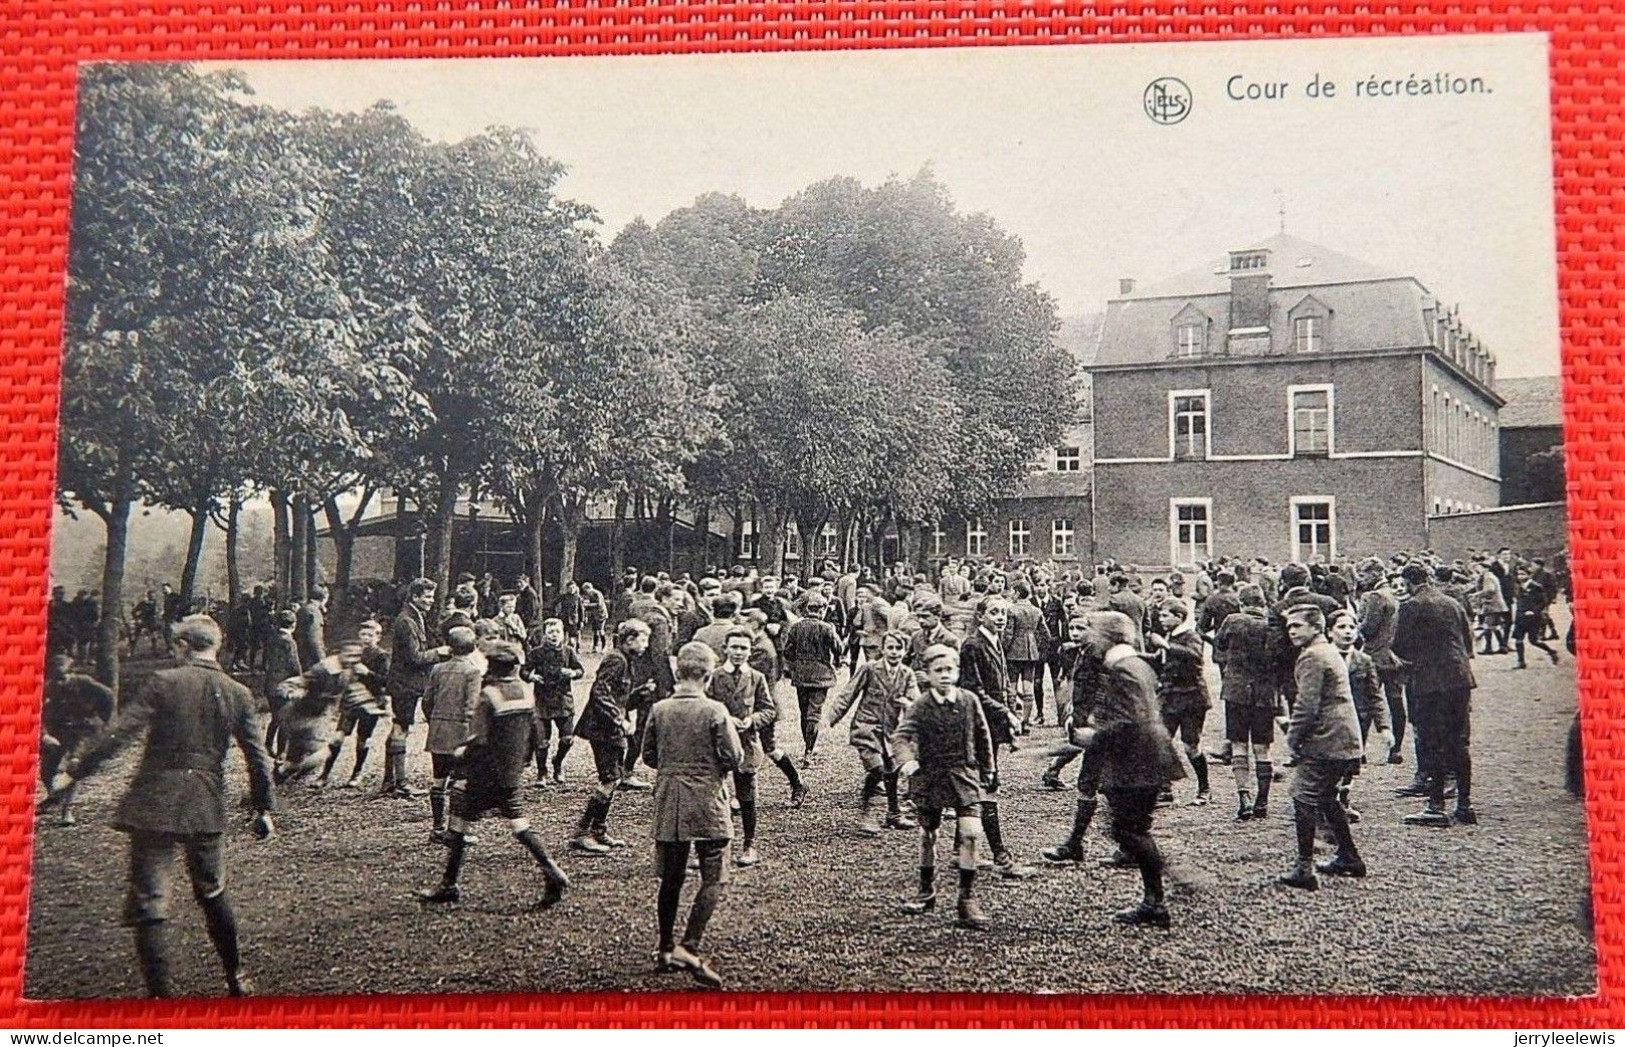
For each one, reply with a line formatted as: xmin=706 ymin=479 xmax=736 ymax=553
xmin=51 ymin=500 xmax=276 ymax=607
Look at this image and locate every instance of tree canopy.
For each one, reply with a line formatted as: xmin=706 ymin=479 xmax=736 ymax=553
xmin=58 ymin=63 xmax=1079 ymax=682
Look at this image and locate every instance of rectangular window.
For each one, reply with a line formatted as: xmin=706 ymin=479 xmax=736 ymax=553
xmin=1052 ymin=518 xmax=1075 ymax=558
xmin=1054 ymin=446 xmax=1082 ymax=472
xmin=1176 ymin=323 xmax=1205 ymax=358
xmin=1171 ymin=392 xmax=1209 ymax=460
xmin=930 ymin=523 xmax=946 ymax=558
xmin=966 ymin=518 xmax=987 ymax=558
xmin=1293 ymin=316 xmax=1322 ymax=353
xmin=784 ymin=521 xmax=802 ymax=561
xmin=1292 ymin=499 xmax=1336 ymax=562
xmin=1169 ymin=499 xmax=1212 ymax=566
xmin=815 ymin=522 xmax=839 ymax=560
xmin=1291 ymin=388 xmax=1331 ymax=457
xmin=738 ymin=520 xmax=756 ymax=560
xmin=1008 ymin=518 xmax=1031 ymax=558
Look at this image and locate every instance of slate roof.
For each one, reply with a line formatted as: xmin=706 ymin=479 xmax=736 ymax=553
xmin=1094 ymin=234 xmax=1437 ymax=369
xmin=1496 ymin=375 xmax=1563 ymax=428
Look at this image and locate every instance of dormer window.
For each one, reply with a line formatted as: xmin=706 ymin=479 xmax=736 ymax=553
xmin=1288 ymin=294 xmax=1332 ymax=354
xmin=1176 ymin=323 xmax=1204 ymax=358
xmin=1171 ymin=304 xmax=1212 ymax=358
xmin=1293 ymin=316 xmax=1323 ymax=353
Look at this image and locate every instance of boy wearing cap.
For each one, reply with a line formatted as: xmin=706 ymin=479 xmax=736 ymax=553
xmin=417 ymin=640 xmax=570 ymax=908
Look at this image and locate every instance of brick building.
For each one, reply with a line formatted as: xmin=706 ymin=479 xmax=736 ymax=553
xmin=1090 ymin=233 xmax=1505 ymax=567
xmin=1495 ymin=375 xmax=1565 ymax=506
xmin=934 ymin=314 xmax=1097 ymax=571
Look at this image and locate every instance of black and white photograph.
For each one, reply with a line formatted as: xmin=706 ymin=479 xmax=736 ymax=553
xmin=28 ymin=32 xmax=1593 ymax=998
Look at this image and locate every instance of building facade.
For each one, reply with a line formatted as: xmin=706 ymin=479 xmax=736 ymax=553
xmin=1090 ymin=233 xmax=1505 ymax=567
xmin=1495 ymin=375 xmax=1565 ymax=506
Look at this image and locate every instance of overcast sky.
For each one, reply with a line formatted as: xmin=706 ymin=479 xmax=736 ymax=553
xmin=203 ymin=32 xmax=1558 ymax=377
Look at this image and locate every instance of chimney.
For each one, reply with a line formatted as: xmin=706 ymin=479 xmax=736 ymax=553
xmin=1119 ymin=277 xmax=1136 ymax=296
xmin=1226 ymin=249 xmax=1272 ymax=333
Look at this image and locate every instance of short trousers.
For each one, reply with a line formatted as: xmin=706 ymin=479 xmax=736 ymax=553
xmin=909 ymin=766 xmax=984 ymax=812
xmin=914 ymin=802 xmax=981 ymax=833
xmin=452 ymin=778 xmax=525 ymax=823
xmin=1224 ymin=703 xmax=1276 ymax=744
xmin=1291 ymin=757 xmax=1361 ymax=805
xmin=1161 ymin=706 xmax=1206 ymax=747
xmin=1007 ymin=659 xmax=1040 ymax=683
xmin=338 ymin=704 xmax=382 ymax=736
xmin=123 ymin=831 xmax=224 ymax=926
xmin=589 ymin=736 xmax=627 ymax=785
xmin=391 ymin=691 xmax=422 ymax=727
xmin=533 ymin=713 xmax=575 ymax=744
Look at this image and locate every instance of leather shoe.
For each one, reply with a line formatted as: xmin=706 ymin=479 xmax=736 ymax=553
xmin=1315 ymin=857 xmax=1368 ymax=878
xmin=900 ymin=892 xmax=936 ymax=914
xmin=1452 ymin=806 xmax=1478 ymax=826
xmin=416 ymin=884 xmax=461 ymax=904
xmin=1278 ymin=863 xmax=1319 ymax=891
xmin=1403 ymin=808 xmax=1451 ymax=828
xmin=1112 ymin=902 xmax=1171 ymax=928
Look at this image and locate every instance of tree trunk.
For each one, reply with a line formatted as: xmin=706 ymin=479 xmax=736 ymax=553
xmin=557 ymin=497 xmax=585 ymax=593
xmin=526 ymin=482 xmax=550 ymax=606
xmin=730 ymin=499 xmax=745 ymax=569
xmin=693 ymin=500 xmax=712 ymax=577
xmin=270 ymin=488 xmax=291 ymax=603
xmin=289 ymin=494 xmax=307 ymax=604
xmin=177 ymin=494 xmax=210 ymax=609
xmin=305 ymin=502 xmax=319 ymax=594
xmin=836 ymin=507 xmax=854 ymax=570
xmin=323 ymin=494 xmax=354 ymax=626
xmin=609 ymin=491 xmax=629 ymax=582
xmin=656 ymin=495 xmax=675 ymax=573
xmin=758 ymin=499 xmax=786 ymax=578
xmin=224 ymin=493 xmax=242 ymax=609
xmin=899 ymin=517 xmax=924 ymax=574
xmin=93 ymin=492 xmax=133 ymax=694
xmin=427 ymin=477 xmax=460 ymax=603
xmin=794 ymin=508 xmax=825 ymax=581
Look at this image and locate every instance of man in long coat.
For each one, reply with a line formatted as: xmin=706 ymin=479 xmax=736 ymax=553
xmin=1393 ymin=560 xmax=1478 ymax=827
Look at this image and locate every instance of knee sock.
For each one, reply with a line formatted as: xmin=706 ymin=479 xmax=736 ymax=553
xmin=656 ymin=847 xmax=687 ymax=952
xmin=981 ymin=801 xmax=1006 ymax=858
xmin=861 ymin=768 xmax=884 ymax=804
xmin=430 ymin=784 xmax=447 ymax=831
xmin=440 ymin=830 xmax=467 ymax=887
xmin=133 ymin=921 xmax=173 ymax=998
xmin=199 ymin=893 xmax=241 ymax=978
xmin=552 ymin=738 xmax=574 ymax=776
xmin=771 ymin=753 xmax=804 ymax=792
xmin=1233 ymin=750 xmax=1253 ymax=802
xmin=1117 ymin=830 xmax=1165 ymax=904
xmin=683 ymin=866 xmax=723 ymax=949
xmin=1292 ymin=800 xmax=1317 ymax=860
xmin=1255 ymin=760 xmax=1273 ymax=808
xmin=351 ymin=743 xmax=370 ymax=779
xmin=320 ymin=740 xmax=343 ymax=780
xmin=883 ymin=771 xmax=900 ymax=815
xmin=1190 ymin=753 xmax=1209 ymax=794
xmin=1319 ymin=798 xmax=1360 ymax=863
xmin=1457 ymin=750 xmax=1472 ymax=809
xmin=735 ymin=774 xmax=757 ymax=845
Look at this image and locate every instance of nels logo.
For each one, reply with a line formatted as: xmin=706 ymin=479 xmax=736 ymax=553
xmin=1144 ymin=77 xmax=1192 ymax=125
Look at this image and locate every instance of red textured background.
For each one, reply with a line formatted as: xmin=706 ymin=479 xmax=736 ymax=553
xmin=0 ymin=0 xmax=1618 ymax=1029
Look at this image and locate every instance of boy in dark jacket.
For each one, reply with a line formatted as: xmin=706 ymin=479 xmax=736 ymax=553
xmin=525 ymin=618 xmax=584 ymax=787
xmin=893 ymin=644 xmax=995 ymax=930
xmin=417 ymin=641 xmax=570 ymax=908
xmin=1147 ymin=598 xmax=1210 ymax=805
